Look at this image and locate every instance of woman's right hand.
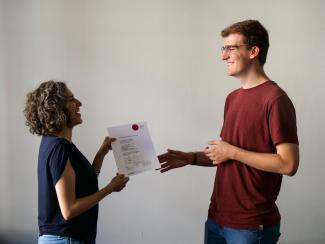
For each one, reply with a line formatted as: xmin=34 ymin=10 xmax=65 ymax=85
xmin=107 ymin=174 xmax=129 ymax=192
xmin=97 ymin=136 xmax=116 ymax=156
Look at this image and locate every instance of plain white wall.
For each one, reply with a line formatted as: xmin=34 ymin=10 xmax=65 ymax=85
xmin=1 ymin=0 xmax=325 ymax=243
xmin=0 ymin=0 xmax=11 ymax=234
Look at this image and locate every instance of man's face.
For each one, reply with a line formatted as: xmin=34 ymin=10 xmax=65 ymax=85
xmin=221 ymin=33 xmax=252 ymax=78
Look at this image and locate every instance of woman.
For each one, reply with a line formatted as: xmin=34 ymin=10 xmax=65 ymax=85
xmin=24 ymin=80 xmax=129 ymax=244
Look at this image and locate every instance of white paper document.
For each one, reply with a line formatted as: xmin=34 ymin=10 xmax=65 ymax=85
xmin=107 ymin=122 xmax=160 ymax=176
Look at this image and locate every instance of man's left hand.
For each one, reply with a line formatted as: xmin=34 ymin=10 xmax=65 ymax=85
xmin=204 ymin=140 xmax=235 ymax=165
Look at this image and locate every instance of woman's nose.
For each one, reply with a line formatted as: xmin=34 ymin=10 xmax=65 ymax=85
xmin=77 ymin=99 xmax=82 ymax=107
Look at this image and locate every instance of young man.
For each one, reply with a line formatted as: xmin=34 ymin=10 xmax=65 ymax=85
xmin=158 ymin=20 xmax=299 ymax=244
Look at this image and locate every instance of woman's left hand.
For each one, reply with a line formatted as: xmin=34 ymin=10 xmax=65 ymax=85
xmin=98 ymin=136 xmax=116 ymax=156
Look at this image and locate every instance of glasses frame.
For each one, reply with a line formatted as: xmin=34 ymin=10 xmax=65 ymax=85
xmin=221 ymin=44 xmax=250 ymax=54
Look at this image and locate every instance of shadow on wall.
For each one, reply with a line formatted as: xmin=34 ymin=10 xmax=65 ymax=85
xmin=0 ymin=230 xmax=37 ymax=244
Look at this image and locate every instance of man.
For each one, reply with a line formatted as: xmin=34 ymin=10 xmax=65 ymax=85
xmin=158 ymin=20 xmax=299 ymax=244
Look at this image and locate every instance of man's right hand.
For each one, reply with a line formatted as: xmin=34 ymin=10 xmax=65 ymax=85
xmin=158 ymin=149 xmax=195 ymax=173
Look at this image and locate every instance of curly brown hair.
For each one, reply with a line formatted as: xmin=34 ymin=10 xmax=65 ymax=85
xmin=221 ymin=19 xmax=269 ymax=66
xmin=24 ymin=80 xmax=69 ymax=136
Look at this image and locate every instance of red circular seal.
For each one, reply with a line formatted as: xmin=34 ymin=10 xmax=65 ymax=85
xmin=132 ymin=124 xmax=139 ymax=131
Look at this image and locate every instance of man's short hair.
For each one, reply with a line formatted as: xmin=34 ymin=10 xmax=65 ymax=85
xmin=221 ymin=20 xmax=269 ymax=66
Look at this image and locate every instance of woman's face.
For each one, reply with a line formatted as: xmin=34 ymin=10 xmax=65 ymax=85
xmin=65 ymin=88 xmax=82 ymax=128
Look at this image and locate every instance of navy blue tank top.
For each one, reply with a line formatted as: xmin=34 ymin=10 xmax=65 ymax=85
xmin=38 ymin=135 xmax=99 ymax=244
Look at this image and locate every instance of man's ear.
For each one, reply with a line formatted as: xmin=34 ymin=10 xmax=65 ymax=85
xmin=249 ymin=46 xmax=260 ymax=60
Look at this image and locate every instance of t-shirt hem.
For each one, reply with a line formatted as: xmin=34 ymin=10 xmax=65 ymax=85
xmin=208 ymin=213 xmax=281 ymax=229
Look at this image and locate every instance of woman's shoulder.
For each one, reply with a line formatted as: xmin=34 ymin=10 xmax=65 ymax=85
xmin=40 ymin=135 xmax=71 ymax=153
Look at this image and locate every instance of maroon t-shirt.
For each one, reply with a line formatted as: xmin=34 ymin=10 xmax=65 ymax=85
xmin=208 ymin=81 xmax=298 ymax=228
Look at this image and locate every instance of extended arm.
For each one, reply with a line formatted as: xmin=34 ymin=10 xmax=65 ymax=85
xmin=158 ymin=149 xmax=214 ymax=173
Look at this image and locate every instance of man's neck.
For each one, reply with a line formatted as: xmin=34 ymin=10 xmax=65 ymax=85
xmin=238 ymin=64 xmax=270 ymax=89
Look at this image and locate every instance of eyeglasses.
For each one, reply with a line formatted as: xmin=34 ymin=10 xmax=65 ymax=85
xmin=221 ymin=44 xmax=250 ymax=54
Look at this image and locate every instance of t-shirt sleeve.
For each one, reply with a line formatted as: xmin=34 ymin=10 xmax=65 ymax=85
xmin=48 ymin=139 xmax=70 ymax=186
xmin=269 ymin=95 xmax=299 ymax=146
xmin=220 ymin=95 xmax=230 ymax=138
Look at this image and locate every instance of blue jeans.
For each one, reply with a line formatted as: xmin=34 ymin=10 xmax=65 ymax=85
xmin=204 ymin=218 xmax=281 ymax=244
xmin=38 ymin=234 xmax=85 ymax=244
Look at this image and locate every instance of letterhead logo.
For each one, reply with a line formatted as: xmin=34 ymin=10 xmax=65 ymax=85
xmin=132 ymin=124 xmax=139 ymax=131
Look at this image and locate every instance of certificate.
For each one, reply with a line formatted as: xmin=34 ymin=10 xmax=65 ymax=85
xmin=107 ymin=122 xmax=160 ymax=176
